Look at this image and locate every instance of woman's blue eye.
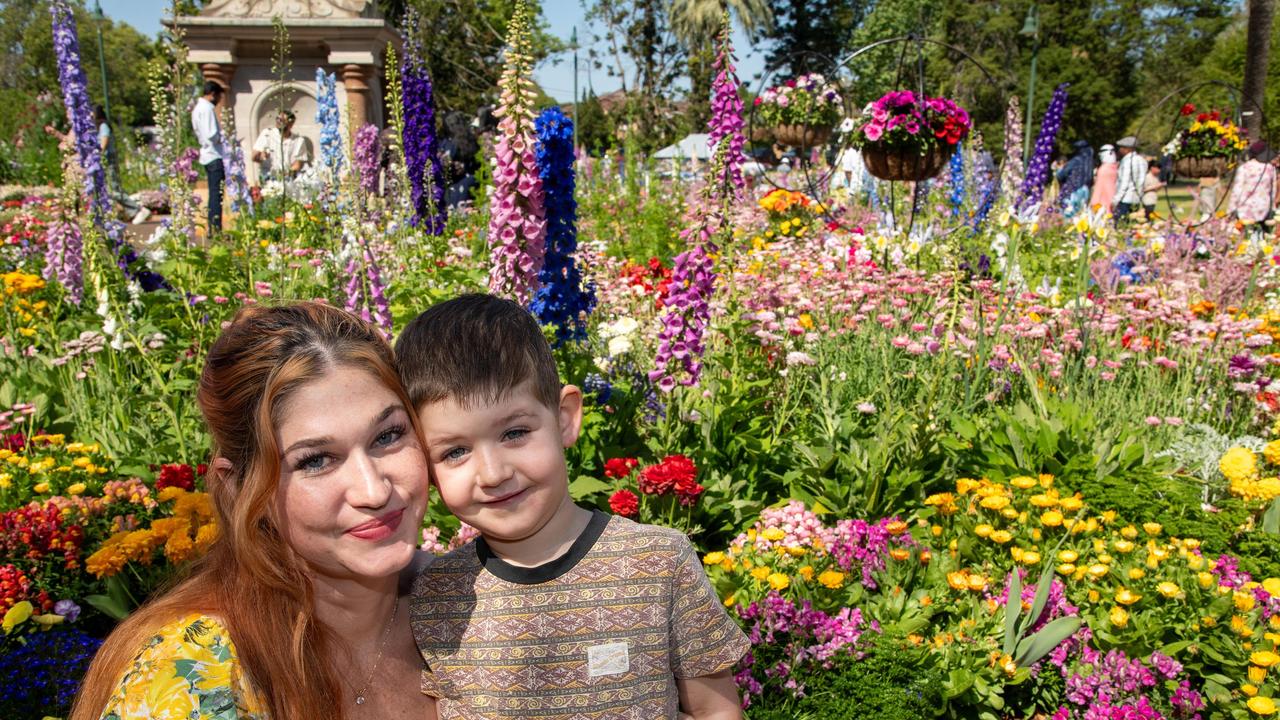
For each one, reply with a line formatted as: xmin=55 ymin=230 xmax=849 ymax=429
xmin=442 ymin=447 xmax=467 ymax=462
xmin=296 ymin=454 xmax=328 ymax=472
xmin=376 ymin=425 xmax=405 ymax=447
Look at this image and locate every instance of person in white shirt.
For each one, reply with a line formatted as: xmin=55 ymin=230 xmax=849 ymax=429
xmin=252 ymin=110 xmax=310 ymax=182
xmin=191 ymin=80 xmax=227 ymax=233
xmin=1113 ymin=135 xmax=1148 ymax=223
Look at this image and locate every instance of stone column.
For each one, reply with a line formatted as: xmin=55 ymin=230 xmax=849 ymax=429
xmin=199 ymin=63 xmax=236 ymax=108
xmin=342 ymin=64 xmax=371 ymax=133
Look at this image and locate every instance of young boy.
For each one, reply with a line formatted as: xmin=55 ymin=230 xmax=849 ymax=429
xmin=396 ymin=294 xmax=748 ymax=720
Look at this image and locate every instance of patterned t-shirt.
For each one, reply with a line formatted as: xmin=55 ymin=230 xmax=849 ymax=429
xmin=411 ymin=511 xmax=749 ymax=719
xmin=99 ymin=613 xmax=268 ymax=720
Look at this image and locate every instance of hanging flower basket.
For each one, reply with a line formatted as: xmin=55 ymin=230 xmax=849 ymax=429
xmin=773 ymin=123 xmax=832 ymax=148
xmin=1174 ymin=155 xmax=1229 ymax=179
xmin=863 ymin=143 xmax=955 ymax=182
xmin=749 ymin=125 xmax=773 ymax=143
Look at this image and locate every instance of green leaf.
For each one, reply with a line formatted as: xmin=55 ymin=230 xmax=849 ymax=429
xmin=85 ymin=593 xmax=129 ymax=621
xmin=943 ymin=668 xmax=974 ymax=699
xmin=1264 ymin=497 xmax=1280 ymax=535
xmin=1002 ymin=569 xmax=1022 ymax=657
xmin=1014 ymin=616 xmax=1082 ymax=667
xmin=1019 ymin=563 xmax=1057 ymax=638
xmin=567 ymin=476 xmax=611 ymax=500
xmin=951 ymin=414 xmax=977 ymax=440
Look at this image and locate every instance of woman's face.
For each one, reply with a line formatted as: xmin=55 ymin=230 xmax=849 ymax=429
xmin=273 ymin=364 xmax=428 ymax=582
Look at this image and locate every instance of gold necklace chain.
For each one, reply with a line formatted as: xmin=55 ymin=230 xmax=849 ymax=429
xmin=347 ymin=599 xmax=399 ymax=706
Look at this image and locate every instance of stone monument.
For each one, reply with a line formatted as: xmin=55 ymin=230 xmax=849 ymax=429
xmin=175 ymin=0 xmax=400 ymax=184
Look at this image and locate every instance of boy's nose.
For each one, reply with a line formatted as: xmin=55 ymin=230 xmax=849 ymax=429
xmin=474 ymin=448 xmax=513 ymax=489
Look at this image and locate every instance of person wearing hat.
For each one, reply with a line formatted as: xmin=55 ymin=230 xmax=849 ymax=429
xmin=1090 ymin=144 xmax=1118 ymax=213
xmin=1228 ymin=140 xmax=1277 ymax=233
xmin=1113 ymin=136 xmax=1147 ymax=223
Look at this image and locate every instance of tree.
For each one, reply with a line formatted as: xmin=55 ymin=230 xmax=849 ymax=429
xmin=1200 ymin=7 xmax=1280 ymax=144
xmin=390 ymin=0 xmax=563 ymax=115
xmin=575 ymin=90 xmax=614 ymax=155
xmin=763 ymin=0 xmax=869 ymax=79
xmin=668 ymin=0 xmax=772 ymax=129
xmin=1242 ymin=0 xmax=1275 ymax=139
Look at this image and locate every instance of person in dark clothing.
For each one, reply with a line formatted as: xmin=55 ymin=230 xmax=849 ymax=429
xmin=440 ymin=111 xmax=480 ymax=209
xmin=1055 ymin=139 xmax=1094 ymax=217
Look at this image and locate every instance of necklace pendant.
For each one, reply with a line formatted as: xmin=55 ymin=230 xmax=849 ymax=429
xmin=355 ymin=695 xmax=366 ymax=705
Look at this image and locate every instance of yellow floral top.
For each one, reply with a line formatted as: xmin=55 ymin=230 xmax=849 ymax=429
xmin=100 ymin=613 xmax=269 ymax=720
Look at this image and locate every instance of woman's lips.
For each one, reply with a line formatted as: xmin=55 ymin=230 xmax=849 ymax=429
xmin=347 ymin=508 xmax=405 ymax=541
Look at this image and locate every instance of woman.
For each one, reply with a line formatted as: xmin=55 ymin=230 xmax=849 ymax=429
xmin=1090 ymin=144 xmax=1118 ymax=214
xmin=95 ymin=105 xmax=149 ymax=224
xmin=1055 ymin=140 xmax=1094 ymax=217
xmin=71 ymin=303 xmax=435 ymax=720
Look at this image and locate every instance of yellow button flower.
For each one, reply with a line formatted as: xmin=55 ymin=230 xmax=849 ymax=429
xmin=767 ymin=572 xmax=790 ymax=591
xmin=762 ymin=527 xmax=786 ymax=542
xmin=1010 ymin=476 xmax=1037 ymax=490
xmin=981 ymin=495 xmax=1011 ymax=511
xmin=702 ymin=552 xmax=726 ymax=566
xmin=1088 ymin=564 xmax=1109 ymax=579
xmin=1157 ymin=582 xmax=1183 ymax=599
xmin=1041 ymin=510 xmax=1064 ymax=527
xmin=1114 ymin=540 xmax=1135 ymax=553
xmin=989 ymin=530 xmax=1014 ymax=544
xmin=1109 ymin=606 xmax=1129 ymax=628
xmin=818 ymin=570 xmax=845 ymax=589
xmin=1143 ymin=522 xmax=1162 ymax=536
xmin=1251 ymin=665 xmax=1269 ymax=683
xmin=975 ymin=524 xmax=994 ymax=538
xmin=1057 ymin=563 xmax=1076 ymax=575
xmin=1115 ymin=588 xmax=1141 ymax=605
xmin=750 ymin=566 xmax=770 ymax=581
xmin=1059 ymin=550 xmax=1079 ymax=563
xmin=1244 ymin=684 xmax=1259 ymax=697
xmin=1128 ymin=568 xmax=1145 ymax=580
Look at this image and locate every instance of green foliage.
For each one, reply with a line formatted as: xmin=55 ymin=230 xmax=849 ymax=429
xmin=575 ymin=91 xmax=616 ymax=157
xmin=745 ymin=633 xmax=944 ymax=720
xmin=764 ymin=0 xmax=869 ymax=78
xmin=1199 ymin=9 xmax=1280 ymax=144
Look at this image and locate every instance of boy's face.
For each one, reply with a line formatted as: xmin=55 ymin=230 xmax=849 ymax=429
xmin=419 ymin=382 xmax=582 ymax=544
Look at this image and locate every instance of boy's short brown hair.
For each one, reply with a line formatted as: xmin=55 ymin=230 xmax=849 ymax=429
xmin=394 ymin=293 xmax=562 ymax=410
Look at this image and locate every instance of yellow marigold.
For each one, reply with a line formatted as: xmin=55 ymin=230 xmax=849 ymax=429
xmin=194 ymin=523 xmax=218 ymax=552
xmin=1221 ymin=447 xmax=1260 ymax=483
xmin=1021 ymin=551 xmax=1041 ymax=565
xmin=1114 ymin=540 xmax=1135 ymax=553
xmin=1030 ymin=492 xmax=1059 ymax=508
xmin=1157 ymin=581 xmax=1183 ymax=599
xmin=1266 ymin=441 xmax=1280 ymax=466
xmin=818 ymin=570 xmax=845 ymax=589
xmin=956 ymin=478 xmax=980 ymax=495
xmin=85 ymin=546 xmax=128 ymax=578
xmin=750 ymin=566 xmax=770 ymax=581
xmin=1244 ymin=684 xmax=1260 ymax=697
xmin=157 ymin=486 xmax=186 ymax=503
xmin=884 ymin=520 xmax=909 ymax=535
xmin=1128 ymin=568 xmax=1145 ymax=580
xmin=1039 ymin=510 xmax=1063 ymax=527
xmin=1248 ymin=696 xmax=1277 ymax=715
xmin=989 ymin=530 xmax=1014 ymax=544
xmin=1058 ymin=563 xmax=1076 ymax=575
xmin=1265 ymin=578 xmax=1280 ymax=597
xmin=767 ymin=572 xmax=790 ymax=591
xmin=1060 ymin=496 xmax=1084 ymax=512
xmin=164 ymin=530 xmax=196 ymax=565
xmin=889 ymin=547 xmax=910 ymax=561
xmin=703 ymin=552 xmax=726 ymax=566
xmin=762 ymin=527 xmax=787 ymax=542
xmin=975 ymin=524 xmax=994 ymax=538
xmin=1239 ymin=592 xmax=1259 ymax=612
xmin=1251 ymin=665 xmax=1269 ymax=683
xmin=1059 ymin=549 xmax=1079 ymax=563
xmin=1088 ymin=564 xmax=1109 ymax=579
xmin=1142 ymin=522 xmax=1162 ymax=536
xmin=1120 ymin=525 xmax=1139 ymax=539
xmin=966 ymin=573 xmax=988 ymax=591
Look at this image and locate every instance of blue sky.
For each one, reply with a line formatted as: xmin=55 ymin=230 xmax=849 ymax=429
xmin=98 ymin=0 xmax=769 ymax=103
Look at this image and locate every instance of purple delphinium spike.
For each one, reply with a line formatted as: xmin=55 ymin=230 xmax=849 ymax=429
xmin=401 ymin=8 xmax=446 ymax=233
xmin=354 ymin=123 xmax=382 ymax=195
xmin=1019 ymin=83 xmax=1069 ymax=210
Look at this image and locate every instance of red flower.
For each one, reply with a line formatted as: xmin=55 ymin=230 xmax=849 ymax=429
xmin=1180 ymin=103 xmax=1195 ymax=116
xmin=1196 ymin=113 xmax=1209 ymax=123
xmin=604 ymin=457 xmax=639 ymax=479
xmin=609 ymin=489 xmax=639 ymax=517
xmin=4 ymin=433 xmax=25 ymax=452
xmin=674 ymin=476 xmax=705 ymax=506
xmin=637 ymin=454 xmax=697 ymax=496
xmin=156 ymin=463 xmax=196 ymax=491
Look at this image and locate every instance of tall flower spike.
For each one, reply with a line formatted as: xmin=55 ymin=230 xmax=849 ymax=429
xmin=43 ymin=220 xmax=83 ymax=304
xmin=316 ymin=67 xmax=344 ymax=178
xmin=1000 ymin=95 xmax=1024 ymax=198
xmin=50 ymin=0 xmax=166 ymax=292
xmin=401 ymin=7 xmax=446 ymax=233
xmin=221 ymin=106 xmax=253 ymax=215
xmin=487 ymin=0 xmax=546 ymax=304
xmin=1019 ymin=83 xmax=1069 ymax=211
xmin=531 ymin=107 xmax=595 ymax=345
xmin=707 ymin=12 xmax=745 ymax=198
xmin=353 ymin=123 xmax=382 ymax=195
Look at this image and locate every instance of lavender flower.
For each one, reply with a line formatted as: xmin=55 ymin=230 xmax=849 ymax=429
xmin=1019 ymin=83 xmax=1069 ymax=210
xmin=353 ymin=123 xmax=382 ymax=195
xmin=401 ymin=8 xmax=446 ymax=233
xmin=42 ymin=219 xmax=83 ymax=304
xmin=316 ymin=67 xmax=344 ymax=178
xmin=530 ymin=107 xmax=595 ymax=344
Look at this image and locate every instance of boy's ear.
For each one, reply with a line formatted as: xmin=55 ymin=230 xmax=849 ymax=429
xmin=557 ymin=385 xmax=584 ymax=448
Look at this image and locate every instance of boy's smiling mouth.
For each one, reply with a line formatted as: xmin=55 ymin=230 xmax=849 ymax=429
xmin=481 ymin=488 xmax=529 ymax=506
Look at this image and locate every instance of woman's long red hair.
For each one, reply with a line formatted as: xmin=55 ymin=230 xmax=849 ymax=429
xmin=71 ymin=302 xmax=421 ymax=720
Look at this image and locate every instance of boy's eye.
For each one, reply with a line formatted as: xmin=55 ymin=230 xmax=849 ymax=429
xmin=502 ymin=428 xmax=529 ymax=442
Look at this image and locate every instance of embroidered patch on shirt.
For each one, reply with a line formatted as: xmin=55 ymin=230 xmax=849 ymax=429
xmin=586 ymin=642 xmax=629 ymax=678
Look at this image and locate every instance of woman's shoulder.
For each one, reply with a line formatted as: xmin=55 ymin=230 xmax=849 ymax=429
xmin=99 ymin=612 xmax=269 ymax=720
